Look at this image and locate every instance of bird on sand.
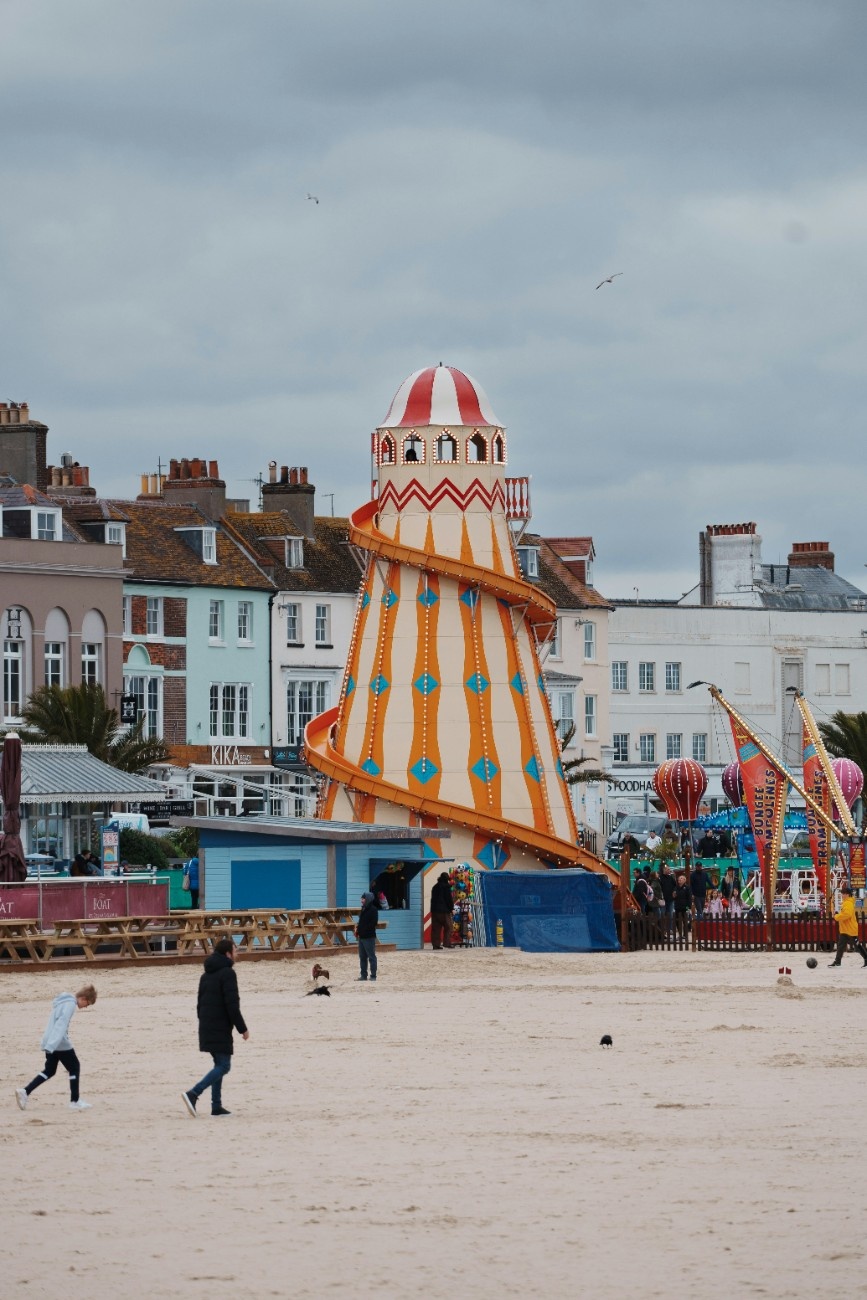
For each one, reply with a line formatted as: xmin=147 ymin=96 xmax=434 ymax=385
xmin=595 ymin=273 xmax=622 ymax=289
xmin=599 ymin=1034 xmax=613 ymax=1048
xmin=307 ymin=193 xmax=320 ymax=204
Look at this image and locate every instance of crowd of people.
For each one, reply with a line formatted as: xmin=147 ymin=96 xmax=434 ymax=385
xmin=632 ymin=862 xmax=749 ymax=930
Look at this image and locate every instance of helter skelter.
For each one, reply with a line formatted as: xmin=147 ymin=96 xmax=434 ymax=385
xmin=305 ymin=365 xmax=617 ymax=882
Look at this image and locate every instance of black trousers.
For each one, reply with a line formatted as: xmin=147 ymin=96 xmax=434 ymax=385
xmin=833 ymin=933 xmax=867 ymax=965
xmin=26 ymin=1049 xmax=81 ymax=1102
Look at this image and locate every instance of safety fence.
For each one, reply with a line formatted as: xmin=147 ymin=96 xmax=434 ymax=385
xmin=624 ymin=911 xmax=861 ymax=953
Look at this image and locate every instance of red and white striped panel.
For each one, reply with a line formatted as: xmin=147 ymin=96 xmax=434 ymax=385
xmin=380 ymin=366 xmax=500 ymax=429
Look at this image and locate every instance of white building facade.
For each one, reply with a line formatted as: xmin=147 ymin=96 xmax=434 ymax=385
xmin=606 ymin=526 xmax=867 ymax=823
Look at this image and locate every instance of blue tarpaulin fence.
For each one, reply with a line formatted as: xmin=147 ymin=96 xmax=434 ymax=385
xmin=477 ymin=870 xmax=619 ymax=952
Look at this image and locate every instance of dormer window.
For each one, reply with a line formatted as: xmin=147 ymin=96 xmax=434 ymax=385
xmin=285 ymin=537 xmax=304 ymax=569
xmin=174 ymin=526 xmax=217 ymax=565
xmin=517 ymin=545 xmax=539 ymax=579
xmin=1 ymin=506 xmax=62 ymax=540
xmin=106 ymin=522 xmax=126 ymax=557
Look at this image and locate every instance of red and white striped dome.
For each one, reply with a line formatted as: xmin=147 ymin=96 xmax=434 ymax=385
xmin=380 ymin=365 xmax=500 ymax=428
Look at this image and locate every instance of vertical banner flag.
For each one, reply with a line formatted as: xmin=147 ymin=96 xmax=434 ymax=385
xmin=728 ymin=715 xmax=788 ymax=912
xmin=850 ymin=841 xmax=866 ymax=891
xmin=801 ymin=721 xmax=833 ymax=900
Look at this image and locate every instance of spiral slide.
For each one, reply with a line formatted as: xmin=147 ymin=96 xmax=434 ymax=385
xmin=305 ymin=500 xmax=620 ymax=885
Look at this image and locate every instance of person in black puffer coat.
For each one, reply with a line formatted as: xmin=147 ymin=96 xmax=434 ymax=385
xmin=355 ymin=892 xmax=380 ymax=981
xmin=181 ymin=938 xmax=249 ymax=1118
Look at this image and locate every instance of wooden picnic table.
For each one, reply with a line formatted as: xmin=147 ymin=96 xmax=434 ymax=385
xmin=0 ymin=907 xmax=380 ymax=964
xmin=0 ymin=918 xmax=45 ymax=962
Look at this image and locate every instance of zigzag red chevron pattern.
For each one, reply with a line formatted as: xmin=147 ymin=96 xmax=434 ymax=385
xmin=377 ymin=477 xmax=505 ymax=514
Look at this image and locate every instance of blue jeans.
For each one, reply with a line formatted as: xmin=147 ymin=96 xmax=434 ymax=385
xmin=191 ymin=1053 xmax=231 ymax=1108
xmin=358 ymin=936 xmax=377 ymax=980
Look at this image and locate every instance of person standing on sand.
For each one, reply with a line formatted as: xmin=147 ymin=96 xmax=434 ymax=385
xmin=690 ymin=862 xmax=708 ymax=918
xmin=673 ymin=873 xmax=692 ymax=940
xmin=355 ymin=891 xmax=379 ymax=981
xmin=182 ymin=938 xmax=249 ymax=1118
xmin=828 ymin=886 xmax=867 ymax=968
xmin=16 ymin=985 xmax=97 ymax=1112
xmin=430 ymin=872 xmax=454 ymax=949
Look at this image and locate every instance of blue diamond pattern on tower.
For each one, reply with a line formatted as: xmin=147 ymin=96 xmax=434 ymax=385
xmin=362 ymin=591 xmax=371 ymax=609
xmin=471 ymin=756 xmax=498 ymax=784
xmin=345 ymin=675 xmax=355 ymax=696
xmin=525 ymin=755 xmax=541 ymax=782
xmin=460 ymin=587 xmax=480 ymax=611
xmin=466 ymin=672 xmax=489 ymax=694
xmin=362 ymin=759 xmax=381 ymax=776
xmin=414 ymin=673 xmax=439 ymax=696
xmin=370 ymin=674 xmax=390 ymax=695
xmin=382 ymin=588 xmax=397 ymax=608
xmin=410 ymin=756 xmax=439 ymax=784
xmin=417 ymin=587 xmax=439 ymax=607
xmin=477 ymin=838 xmax=511 ymax=870
xmin=510 ymin=672 xmax=524 ymax=695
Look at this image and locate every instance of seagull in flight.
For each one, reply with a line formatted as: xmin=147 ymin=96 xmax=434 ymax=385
xmin=307 ymin=193 xmax=320 ymax=204
xmin=595 ymin=272 xmax=623 ymax=289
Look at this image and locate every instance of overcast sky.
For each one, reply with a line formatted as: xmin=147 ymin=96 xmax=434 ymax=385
xmin=3 ymin=0 xmax=866 ymax=598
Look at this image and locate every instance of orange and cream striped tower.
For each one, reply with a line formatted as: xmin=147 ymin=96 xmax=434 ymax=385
xmin=306 ymin=365 xmax=613 ymax=877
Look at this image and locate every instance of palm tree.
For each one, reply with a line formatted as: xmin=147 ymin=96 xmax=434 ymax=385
xmin=818 ymin=711 xmax=867 ymax=770
xmin=558 ymin=724 xmax=617 ymax=787
xmin=21 ymin=683 xmax=169 ymax=773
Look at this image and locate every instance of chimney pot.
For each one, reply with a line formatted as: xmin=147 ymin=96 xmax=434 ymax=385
xmin=209 ymin=460 xmax=219 ymax=479
xmin=269 ymin=461 xmax=277 ymax=484
xmin=280 ymin=466 xmax=289 ymax=484
xmin=299 ymin=467 xmax=308 ymax=484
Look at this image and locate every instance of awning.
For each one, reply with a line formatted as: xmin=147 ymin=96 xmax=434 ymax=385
xmin=12 ymin=745 xmax=167 ymax=805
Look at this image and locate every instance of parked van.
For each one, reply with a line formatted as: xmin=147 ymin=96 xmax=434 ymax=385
xmin=604 ymin=813 xmax=668 ymax=859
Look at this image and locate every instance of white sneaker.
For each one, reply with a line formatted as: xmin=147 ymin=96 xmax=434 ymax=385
xmin=15 ymin=1088 xmax=27 ymax=1111
xmin=69 ymin=1099 xmax=92 ymax=1110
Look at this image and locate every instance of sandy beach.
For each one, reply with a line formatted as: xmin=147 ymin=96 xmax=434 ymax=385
xmin=2 ymin=947 xmax=865 ymax=1300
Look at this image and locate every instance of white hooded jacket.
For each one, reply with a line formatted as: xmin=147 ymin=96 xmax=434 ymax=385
xmin=40 ymin=993 xmax=78 ymax=1053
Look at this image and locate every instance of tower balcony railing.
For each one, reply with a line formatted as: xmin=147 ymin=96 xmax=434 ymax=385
xmin=504 ymin=476 xmax=531 ymax=522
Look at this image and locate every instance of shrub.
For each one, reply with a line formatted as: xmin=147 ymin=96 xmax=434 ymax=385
xmin=119 ymin=828 xmax=171 ymax=871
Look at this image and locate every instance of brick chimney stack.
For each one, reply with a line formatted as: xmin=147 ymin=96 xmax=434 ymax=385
xmin=261 ymin=464 xmax=315 ymax=538
xmin=788 ymin=541 xmax=834 ymax=572
xmin=160 ymin=457 xmax=227 ymax=519
xmin=0 ymin=401 xmax=49 ymax=489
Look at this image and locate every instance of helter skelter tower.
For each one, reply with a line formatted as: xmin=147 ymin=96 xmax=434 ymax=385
xmin=305 ymin=365 xmax=615 ymax=878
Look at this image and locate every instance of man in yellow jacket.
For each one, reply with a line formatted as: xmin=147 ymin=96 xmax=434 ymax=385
xmin=829 ymin=885 xmax=867 ymax=968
